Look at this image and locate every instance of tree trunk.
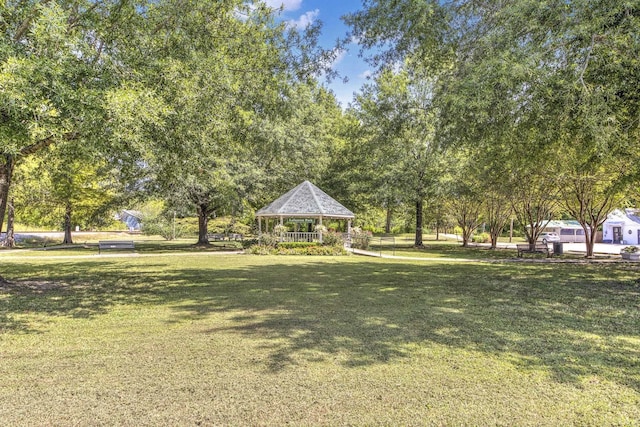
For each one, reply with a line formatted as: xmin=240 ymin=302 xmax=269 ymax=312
xmin=63 ymin=202 xmax=73 ymax=244
xmin=582 ymin=223 xmax=597 ymax=258
xmin=414 ymin=199 xmax=423 ymax=247
xmin=385 ymin=202 xmax=392 ymax=234
xmin=0 ymin=155 xmax=15 ymax=235
xmin=3 ymin=198 xmax=15 ymax=248
xmin=488 ymin=220 xmax=507 ymax=250
xmin=461 ymin=223 xmax=474 ymax=247
xmin=196 ymin=203 xmax=210 ymax=245
xmin=489 ymin=231 xmax=498 ymax=249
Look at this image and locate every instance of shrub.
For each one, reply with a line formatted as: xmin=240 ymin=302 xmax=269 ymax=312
xmin=142 ymin=216 xmax=188 ymax=240
xmin=277 ymin=245 xmax=346 ymax=255
xmin=278 ymin=242 xmax=318 ymax=249
xmin=322 ymin=232 xmax=344 ymax=247
xmin=242 ymin=238 xmax=259 ymax=249
xmin=259 ymin=233 xmax=279 ymax=247
xmin=621 ymin=246 xmax=639 ymax=253
xmin=273 ymin=224 xmax=289 ymax=234
xmin=472 ymin=232 xmax=490 ymax=243
xmin=247 ymin=244 xmax=347 ymax=256
xmin=351 ymin=227 xmax=372 ymax=250
xmin=209 ymin=216 xmax=252 ymax=236
xmin=248 ymin=244 xmax=274 ymax=255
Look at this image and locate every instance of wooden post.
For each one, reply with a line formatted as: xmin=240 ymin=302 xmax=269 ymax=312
xmin=509 ymin=218 xmax=513 ymax=243
xmin=319 ymin=216 xmax=323 ymax=244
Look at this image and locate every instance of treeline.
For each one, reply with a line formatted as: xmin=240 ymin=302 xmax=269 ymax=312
xmin=334 ymin=0 xmax=640 ymax=257
xmin=1 ymin=0 xmax=344 ymax=245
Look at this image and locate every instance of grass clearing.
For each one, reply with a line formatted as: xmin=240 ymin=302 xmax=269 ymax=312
xmin=0 ymin=237 xmax=242 ymax=258
xmin=368 ymin=235 xmax=599 ymax=260
xmin=1 ymin=254 xmax=639 ymax=425
xmin=368 ymin=238 xmax=528 ymax=260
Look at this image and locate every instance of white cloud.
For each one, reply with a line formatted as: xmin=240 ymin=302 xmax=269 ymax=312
xmin=331 ymin=49 xmax=347 ymax=67
xmin=316 ymin=48 xmax=347 ymax=74
xmin=287 ymin=9 xmax=319 ymax=30
xmin=358 ymin=70 xmax=373 ymax=79
xmin=264 ymin=0 xmax=302 ymax=11
xmin=349 ymin=35 xmax=362 ymax=45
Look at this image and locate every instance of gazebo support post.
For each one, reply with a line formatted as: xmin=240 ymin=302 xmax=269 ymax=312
xmin=347 ymin=219 xmax=352 ymax=248
xmin=279 ymin=216 xmax=284 ymax=242
xmin=319 ymin=216 xmax=323 ymax=244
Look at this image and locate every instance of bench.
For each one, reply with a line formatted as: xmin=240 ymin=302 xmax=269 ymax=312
xmin=516 ymin=243 xmax=551 ymax=258
xmin=98 ymin=240 xmax=135 ymax=254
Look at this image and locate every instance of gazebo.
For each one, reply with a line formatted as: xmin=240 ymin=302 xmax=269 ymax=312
xmin=256 ymin=181 xmax=355 ymax=243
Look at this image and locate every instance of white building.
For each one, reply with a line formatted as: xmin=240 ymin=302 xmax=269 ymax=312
xmin=602 ymin=209 xmax=640 ymax=245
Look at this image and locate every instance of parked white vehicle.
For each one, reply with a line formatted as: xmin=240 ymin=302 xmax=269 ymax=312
xmin=537 ymin=232 xmax=560 ymax=244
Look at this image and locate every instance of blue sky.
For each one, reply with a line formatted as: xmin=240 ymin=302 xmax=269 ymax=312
xmin=264 ymin=0 xmax=373 ymax=108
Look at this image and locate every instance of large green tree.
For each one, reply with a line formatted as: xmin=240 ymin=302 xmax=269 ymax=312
xmin=0 ymin=0 xmax=131 ymax=234
xmin=348 ymin=67 xmax=441 ymax=246
xmin=12 ymin=142 xmax=121 ymax=244
xmin=248 ymin=81 xmax=347 ymax=210
xmin=107 ymin=0 xmax=342 ymax=244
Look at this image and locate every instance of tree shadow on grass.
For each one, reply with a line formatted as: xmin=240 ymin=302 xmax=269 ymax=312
xmin=1 ymin=257 xmax=639 ymax=392
xmin=166 ymin=260 xmax=640 ymax=392
xmin=0 ymin=261 xmax=177 ymax=332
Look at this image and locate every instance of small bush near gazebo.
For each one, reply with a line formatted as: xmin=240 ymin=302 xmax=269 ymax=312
xmin=248 ymin=232 xmax=347 ymax=255
xmin=350 ymin=227 xmax=372 ymax=250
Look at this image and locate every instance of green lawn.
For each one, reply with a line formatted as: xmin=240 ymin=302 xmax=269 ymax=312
xmin=368 ymin=237 xmax=537 ymax=260
xmin=0 ymin=238 xmax=243 ymax=258
xmin=1 ymin=253 xmax=639 ymax=425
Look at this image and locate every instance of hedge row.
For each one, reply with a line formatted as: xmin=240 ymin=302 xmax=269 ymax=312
xmin=248 ymin=244 xmax=347 ymax=256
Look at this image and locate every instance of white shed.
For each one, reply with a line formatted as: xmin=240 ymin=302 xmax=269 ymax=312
xmin=602 ymin=209 xmax=640 ymax=245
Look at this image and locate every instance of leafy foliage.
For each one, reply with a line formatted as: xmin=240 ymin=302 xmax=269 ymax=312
xmin=345 ymin=0 xmax=640 ymax=252
xmin=0 ymin=0 xmax=132 ymax=233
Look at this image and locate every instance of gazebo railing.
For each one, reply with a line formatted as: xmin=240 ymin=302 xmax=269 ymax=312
xmin=280 ymin=232 xmax=319 ymax=242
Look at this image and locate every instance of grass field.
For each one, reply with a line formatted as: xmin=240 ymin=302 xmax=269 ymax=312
xmin=1 ymin=252 xmax=639 ymax=425
xmin=366 ymin=234 xmax=600 ymax=260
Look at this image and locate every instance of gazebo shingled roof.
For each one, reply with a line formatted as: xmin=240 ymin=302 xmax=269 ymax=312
xmin=256 ymin=181 xmax=354 ymax=219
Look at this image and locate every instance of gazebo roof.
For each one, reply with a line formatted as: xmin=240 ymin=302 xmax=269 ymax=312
xmin=256 ymin=181 xmax=355 ymax=219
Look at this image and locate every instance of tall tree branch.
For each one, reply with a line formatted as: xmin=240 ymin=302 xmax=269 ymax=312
xmin=13 ymin=0 xmax=52 ymax=42
xmin=19 ymin=132 xmax=77 ymax=157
